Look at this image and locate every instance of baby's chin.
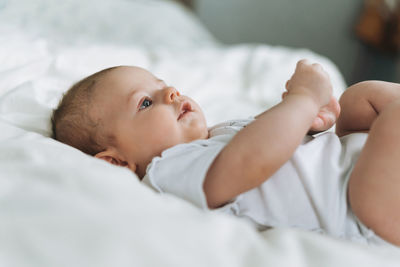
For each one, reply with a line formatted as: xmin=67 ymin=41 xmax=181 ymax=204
xmin=189 ymin=126 xmax=209 ymax=141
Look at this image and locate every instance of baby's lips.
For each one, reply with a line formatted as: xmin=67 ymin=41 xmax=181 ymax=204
xmin=177 ymin=101 xmax=192 ymax=120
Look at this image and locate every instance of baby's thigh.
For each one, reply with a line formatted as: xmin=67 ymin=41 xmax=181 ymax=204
xmin=348 ymin=102 xmax=400 ymax=246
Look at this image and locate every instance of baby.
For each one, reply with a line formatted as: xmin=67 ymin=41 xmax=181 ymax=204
xmin=52 ymin=60 xmax=400 ymax=247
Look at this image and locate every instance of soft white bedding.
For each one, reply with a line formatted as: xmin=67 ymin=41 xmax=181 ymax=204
xmin=1 ymin=0 xmax=399 ymax=266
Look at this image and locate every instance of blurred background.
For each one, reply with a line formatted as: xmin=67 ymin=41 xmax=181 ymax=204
xmin=185 ymin=0 xmax=400 ymax=85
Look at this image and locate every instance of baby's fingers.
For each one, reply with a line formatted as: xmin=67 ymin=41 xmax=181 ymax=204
xmin=296 ymin=59 xmax=326 ymax=74
xmin=296 ymin=59 xmax=311 ymax=68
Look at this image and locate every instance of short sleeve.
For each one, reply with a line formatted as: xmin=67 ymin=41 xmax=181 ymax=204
xmin=142 ymin=139 xmax=225 ymax=209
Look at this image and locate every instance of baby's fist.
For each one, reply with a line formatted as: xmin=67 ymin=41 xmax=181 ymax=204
xmin=286 ymin=60 xmax=332 ymax=108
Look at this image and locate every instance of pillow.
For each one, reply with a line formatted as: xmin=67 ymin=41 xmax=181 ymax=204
xmin=0 ymin=0 xmax=217 ymax=48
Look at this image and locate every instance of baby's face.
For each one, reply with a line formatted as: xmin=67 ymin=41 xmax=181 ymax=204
xmin=94 ymin=66 xmax=208 ymax=177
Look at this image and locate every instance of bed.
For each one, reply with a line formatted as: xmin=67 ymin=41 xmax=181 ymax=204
xmin=1 ymin=0 xmax=399 ymax=266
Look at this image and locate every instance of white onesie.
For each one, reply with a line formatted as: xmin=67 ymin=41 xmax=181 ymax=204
xmin=142 ymin=118 xmax=389 ymax=246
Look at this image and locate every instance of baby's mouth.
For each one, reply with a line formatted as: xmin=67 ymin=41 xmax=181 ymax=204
xmin=178 ymin=101 xmax=192 ymax=120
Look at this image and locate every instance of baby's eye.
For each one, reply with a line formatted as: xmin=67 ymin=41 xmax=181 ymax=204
xmin=139 ymin=97 xmax=152 ymax=110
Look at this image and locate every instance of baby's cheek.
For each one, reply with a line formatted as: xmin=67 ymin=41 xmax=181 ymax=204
xmin=157 ymin=120 xmax=180 ymax=140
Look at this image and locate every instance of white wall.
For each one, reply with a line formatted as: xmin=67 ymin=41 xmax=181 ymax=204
xmin=194 ymin=0 xmax=387 ymax=84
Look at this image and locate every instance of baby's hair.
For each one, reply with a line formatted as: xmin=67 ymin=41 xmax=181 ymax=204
xmin=51 ymin=66 xmax=118 ymax=155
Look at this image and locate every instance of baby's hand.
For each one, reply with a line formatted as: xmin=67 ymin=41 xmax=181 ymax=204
xmin=285 ymin=60 xmax=332 ymax=108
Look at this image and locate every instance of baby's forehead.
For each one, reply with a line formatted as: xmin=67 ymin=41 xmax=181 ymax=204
xmin=94 ymin=66 xmax=166 ymax=103
xmin=113 ymin=65 xmax=156 ymax=77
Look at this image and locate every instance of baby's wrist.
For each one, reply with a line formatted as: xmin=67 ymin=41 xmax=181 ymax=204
xmin=286 ymin=88 xmax=324 ymax=110
xmin=284 ymin=93 xmax=320 ymax=116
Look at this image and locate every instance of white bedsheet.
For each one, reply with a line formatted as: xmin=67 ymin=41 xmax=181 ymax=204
xmin=1 ymin=0 xmax=399 ymax=266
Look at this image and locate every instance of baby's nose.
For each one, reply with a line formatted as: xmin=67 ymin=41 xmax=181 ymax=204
xmin=164 ymin=87 xmax=180 ymax=103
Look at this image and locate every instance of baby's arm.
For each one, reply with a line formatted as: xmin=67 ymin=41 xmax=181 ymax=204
xmin=204 ymin=60 xmax=332 ymax=208
xmin=336 ymin=81 xmax=400 ymax=136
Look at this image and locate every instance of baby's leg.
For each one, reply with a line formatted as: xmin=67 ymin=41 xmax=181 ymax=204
xmin=348 ymin=99 xmax=400 ymax=246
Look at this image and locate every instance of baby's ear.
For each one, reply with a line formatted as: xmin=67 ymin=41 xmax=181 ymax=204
xmin=95 ymin=149 xmax=138 ymax=174
xmin=95 ymin=150 xmax=128 ymax=167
